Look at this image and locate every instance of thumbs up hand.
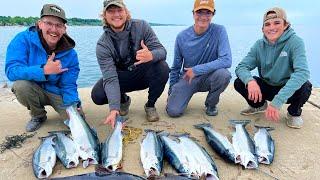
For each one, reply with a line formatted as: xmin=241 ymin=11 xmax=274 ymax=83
xmin=43 ymin=52 xmax=68 ymax=75
xmin=135 ymin=40 xmax=153 ymax=65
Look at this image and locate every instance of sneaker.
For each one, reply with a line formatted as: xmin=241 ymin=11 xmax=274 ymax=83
xmin=144 ymin=105 xmax=160 ymax=122
xmin=26 ymin=116 xmax=47 ymax=132
xmin=286 ymin=113 xmax=303 ymax=129
xmin=240 ymin=102 xmax=268 ymax=115
xmin=205 ymin=106 xmax=218 ymax=116
xmin=120 ymin=96 xmax=131 ymax=116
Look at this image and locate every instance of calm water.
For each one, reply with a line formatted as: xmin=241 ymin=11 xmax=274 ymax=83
xmin=1 ymin=25 xmax=319 ymax=87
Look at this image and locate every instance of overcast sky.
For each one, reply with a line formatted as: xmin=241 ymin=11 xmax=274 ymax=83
xmin=0 ymin=0 xmax=319 ymax=25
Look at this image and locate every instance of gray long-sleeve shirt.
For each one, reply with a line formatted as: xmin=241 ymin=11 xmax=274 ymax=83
xmin=96 ymin=19 xmax=166 ymax=111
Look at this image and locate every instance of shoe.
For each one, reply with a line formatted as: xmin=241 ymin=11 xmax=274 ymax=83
xmin=26 ymin=116 xmax=47 ymax=132
xmin=120 ymin=96 xmax=131 ymax=116
xmin=144 ymin=105 xmax=160 ymax=122
xmin=286 ymin=113 xmax=303 ymax=129
xmin=240 ymin=102 xmax=267 ymax=115
xmin=205 ymin=106 xmax=218 ymax=116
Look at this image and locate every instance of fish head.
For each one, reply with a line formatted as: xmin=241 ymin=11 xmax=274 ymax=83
xmin=241 ymin=152 xmax=258 ymax=169
xmin=35 ymin=166 xmax=53 ymax=179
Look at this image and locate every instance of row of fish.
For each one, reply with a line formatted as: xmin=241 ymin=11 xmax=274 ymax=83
xmin=32 ymin=106 xmax=126 ymax=179
xmin=195 ymin=120 xmax=275 ymax=169
xmin=140 ymin=130 xmax=219 ymax=179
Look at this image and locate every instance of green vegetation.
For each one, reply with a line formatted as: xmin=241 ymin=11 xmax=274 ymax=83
xmin=0 ymin=16 xmax=183 ymax=26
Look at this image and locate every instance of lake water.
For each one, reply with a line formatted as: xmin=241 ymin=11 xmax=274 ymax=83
xmin=1 ymin=25 xmax=319 ymax=87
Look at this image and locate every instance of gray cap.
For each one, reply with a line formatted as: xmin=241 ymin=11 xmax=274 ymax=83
xmin=40 ymin=4 xmax=67 ymax=23
xmin=103 ymin=0 xmax=125 ymax=10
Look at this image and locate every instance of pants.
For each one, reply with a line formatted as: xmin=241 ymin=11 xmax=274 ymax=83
xmin=11 ymin=80 xmax=67 ymax=119
xmin=234 ymin=76 xmax=312 ymax=116
xmin=91 ymin=60 xmax=169 ymax=106
xmin=166 ymin=68 xmax=231 ymax=117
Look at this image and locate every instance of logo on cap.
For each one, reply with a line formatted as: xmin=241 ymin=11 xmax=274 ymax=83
xmin=50 ymin=6 xmax=61 ymax=13
xmin=200 ymin=0 xmax=209 ymax=4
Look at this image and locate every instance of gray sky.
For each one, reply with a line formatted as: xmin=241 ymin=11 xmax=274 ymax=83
xmin=0 ymin=0 xmax=319 ymax=25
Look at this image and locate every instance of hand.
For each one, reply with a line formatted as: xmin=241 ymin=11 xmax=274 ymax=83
xmin=265 ymin=104 xmax=280 ymax=122
xmin=247 ymin=80 xmax=262 ymax=103
xmin=43 ymin=52 xmax=68 ymax=75
xmin=183 ymin=68 xmax=195 ymax=84
xmin=104 ymin=110 xmax=119 ymax=128
xmin=134 ymin=40 xmax=153 ymax=65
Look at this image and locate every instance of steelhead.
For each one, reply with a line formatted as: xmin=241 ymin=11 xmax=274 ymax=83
xmin=253 ymin=126 xmax=275 ymax=164
xmin=140 ymin=129 xmax=163 ymax=177
xmin=177 ymin=135 xmax=219 ymax=179
xmin=49 ymin=131 xmax=80 ymax=168
xmin=101 ymin=116 xmax=125 ymax=171
xmin=32 ymin=136 xmax=56 ymax=179
xmin=229 ymin=120 xmax=258 ymax=169
xmin=194 ymin=123 xmax=236 ymax=163
xmin=65 ymin=105 xmax=100 ymax=168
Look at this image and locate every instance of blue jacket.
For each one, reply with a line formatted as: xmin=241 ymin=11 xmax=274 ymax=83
xmin=5 ymin=26 xmax=80 ymax=106
xmin=169 ymin=23 xmax=232 ymax=90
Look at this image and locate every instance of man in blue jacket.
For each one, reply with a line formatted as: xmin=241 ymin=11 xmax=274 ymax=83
xmin=5 ymin=4 xmax=83 ymax=132
xmin=166 ymin=0 xmax=232 ymax=117
xmin=234 ymin=7 xmax=312 ymax=129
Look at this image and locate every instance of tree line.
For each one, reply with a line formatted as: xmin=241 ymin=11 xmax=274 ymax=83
xmin=0 ymin=16 xmax=102 ymax=26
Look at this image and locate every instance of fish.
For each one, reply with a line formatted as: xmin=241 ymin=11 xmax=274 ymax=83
xmin=229 ymin=120 xmax=258 ymax=169
xmin=253 ymin=126 xmax=275 ymax=164
xmin=177 ymin=135 xmax=219 ymax=179
xmin=159 ymin=132 xmax=197 ymax=177
xmin=49 ymin=131 xmax=80 ymax=168
xmin=32 ymin=136 xmax=56 ymax=179
xmin=101 ymin=115 xmax=126 ymax=171
xmin=140 ymin=129 xmax=163 ymax=178
xmin=65 ymin=105 xmax=100 ymax=168
xmin=51 ymin=171 xmax=146 ymax=180
xmin=194 ymin=123 xmax=236 ymax=163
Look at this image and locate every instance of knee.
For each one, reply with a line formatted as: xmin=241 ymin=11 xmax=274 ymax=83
xmin=12 ymin=80 xmax=33 ymax=94
xmin=91 ymin=88 xmax=105 ymax=105
xmin=166 ymin=106 xmax=183 ymax=118
xmin=154 ymin=61 xmax=169 ymax=82
xmin=210 ymin=69 xmax=231 ymax=86
xmin=234 ymin=78 xmax=245 ymax=92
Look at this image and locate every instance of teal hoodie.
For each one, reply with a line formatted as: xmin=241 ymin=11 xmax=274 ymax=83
xmin=235 ymin=28 xmax=310 ymax=108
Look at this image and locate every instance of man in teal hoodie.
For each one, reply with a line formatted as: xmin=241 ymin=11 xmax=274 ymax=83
xmin=234 ymin=7 xmax=312 ymax=129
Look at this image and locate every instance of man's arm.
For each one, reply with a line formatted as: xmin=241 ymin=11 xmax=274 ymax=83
xmin=5 ymin=33 xmax=47 ymax=82
xmin=96 ymin=36 xmax=121 ymax=111
xmin=271 ymin=37 xmax=310 ymax=109
xmin=169 ymin=36 xmax=183 ymax=94
xmin=59 ymin=50 xmax=80 ymax=106
xmin=192 ymin=26 xmax=232 ymax=76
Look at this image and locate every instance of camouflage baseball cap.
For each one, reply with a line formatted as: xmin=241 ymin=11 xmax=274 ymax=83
xmin=40 ymin=4 xmax=67 ymax=23
xmin=103 ymin=0 xmax=125 ymax=10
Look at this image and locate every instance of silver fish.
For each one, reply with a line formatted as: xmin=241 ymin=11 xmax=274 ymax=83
xmin=159 ymin=133 xmax=197 ymax=177
xmin=140 ymin=129 xmax=163 ymax=177
xmin=194 ymin=123 xmax=236 ymax=163
xmin=178 ymin=135 xmax=219 ymax=179
xmin=229 ymin=120 xmax=258 ymax=169
xmin=49 ymin=131 xmax=80 ymax=168
xmin=101 ymin=116 xmax=125 ymax=171
xmin=254 ymin=126 xmax=275 ymax=164
xmin=65 ymin=105 xmax=100 ymax=168
xmin=32 ymin=136 xmax=56 ymax=179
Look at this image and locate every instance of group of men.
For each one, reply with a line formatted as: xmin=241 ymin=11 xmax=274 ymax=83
xmin=5 ymin=0 xmax=312 ymax=132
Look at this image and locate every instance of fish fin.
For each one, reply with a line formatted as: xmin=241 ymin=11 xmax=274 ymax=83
xmin=48 ymin=130 xmax=71 ymax=135
xmin=156 ymin=131 xmax=170 ymax=137
xmin=171 ymin=132 xmax=190 ymax=138
xmin=194 ymin=123 xmax=212 ymax=129
xmin=64 ymin=119 xmax=70 ymax=127
xmin=254 ymin=125 xmax=275 ymax=131
xmin=229 ymin=120 xmax=251 ymax=126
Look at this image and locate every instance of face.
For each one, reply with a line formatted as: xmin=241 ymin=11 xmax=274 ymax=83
xmin=38 ymin=16 xmax=66 ymax=49
xmin=262 ymin=16 xmax=288 ymax=44
xmin=104 ymin=6 xmax=128 ymax=32
xmin=193 ymin=9 xmax=213 ymax=33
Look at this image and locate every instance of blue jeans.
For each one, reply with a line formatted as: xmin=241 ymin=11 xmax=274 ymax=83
xmin=166 ymin=68 xmax=231 ymax=117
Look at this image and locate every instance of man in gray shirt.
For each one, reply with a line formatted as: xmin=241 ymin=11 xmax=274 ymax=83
xmin=92 ymin=0 xmax=169 ymax=127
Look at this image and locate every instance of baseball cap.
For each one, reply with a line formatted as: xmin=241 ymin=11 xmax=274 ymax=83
xmin=103 ymin=0 xmax=125 ymax=10
xmin=263 ymin=7 xmax=289 ymax=23
xmin=40 ymin=4 xmax=67 ymax=23
xmin=193 ymin=0 xmax=214 ymax=12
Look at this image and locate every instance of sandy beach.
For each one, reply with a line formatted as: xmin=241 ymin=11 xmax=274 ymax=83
xmin=0 ymin=85 xmax=319 ymax=180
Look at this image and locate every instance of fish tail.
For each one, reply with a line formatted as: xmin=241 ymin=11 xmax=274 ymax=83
xmin=229 ymin=119 xmax=251 ymax=126
xmin=254 ymin=125 xmax=275 ymax=131
xmin=194 ymin=123 xmax=212 ymax=129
